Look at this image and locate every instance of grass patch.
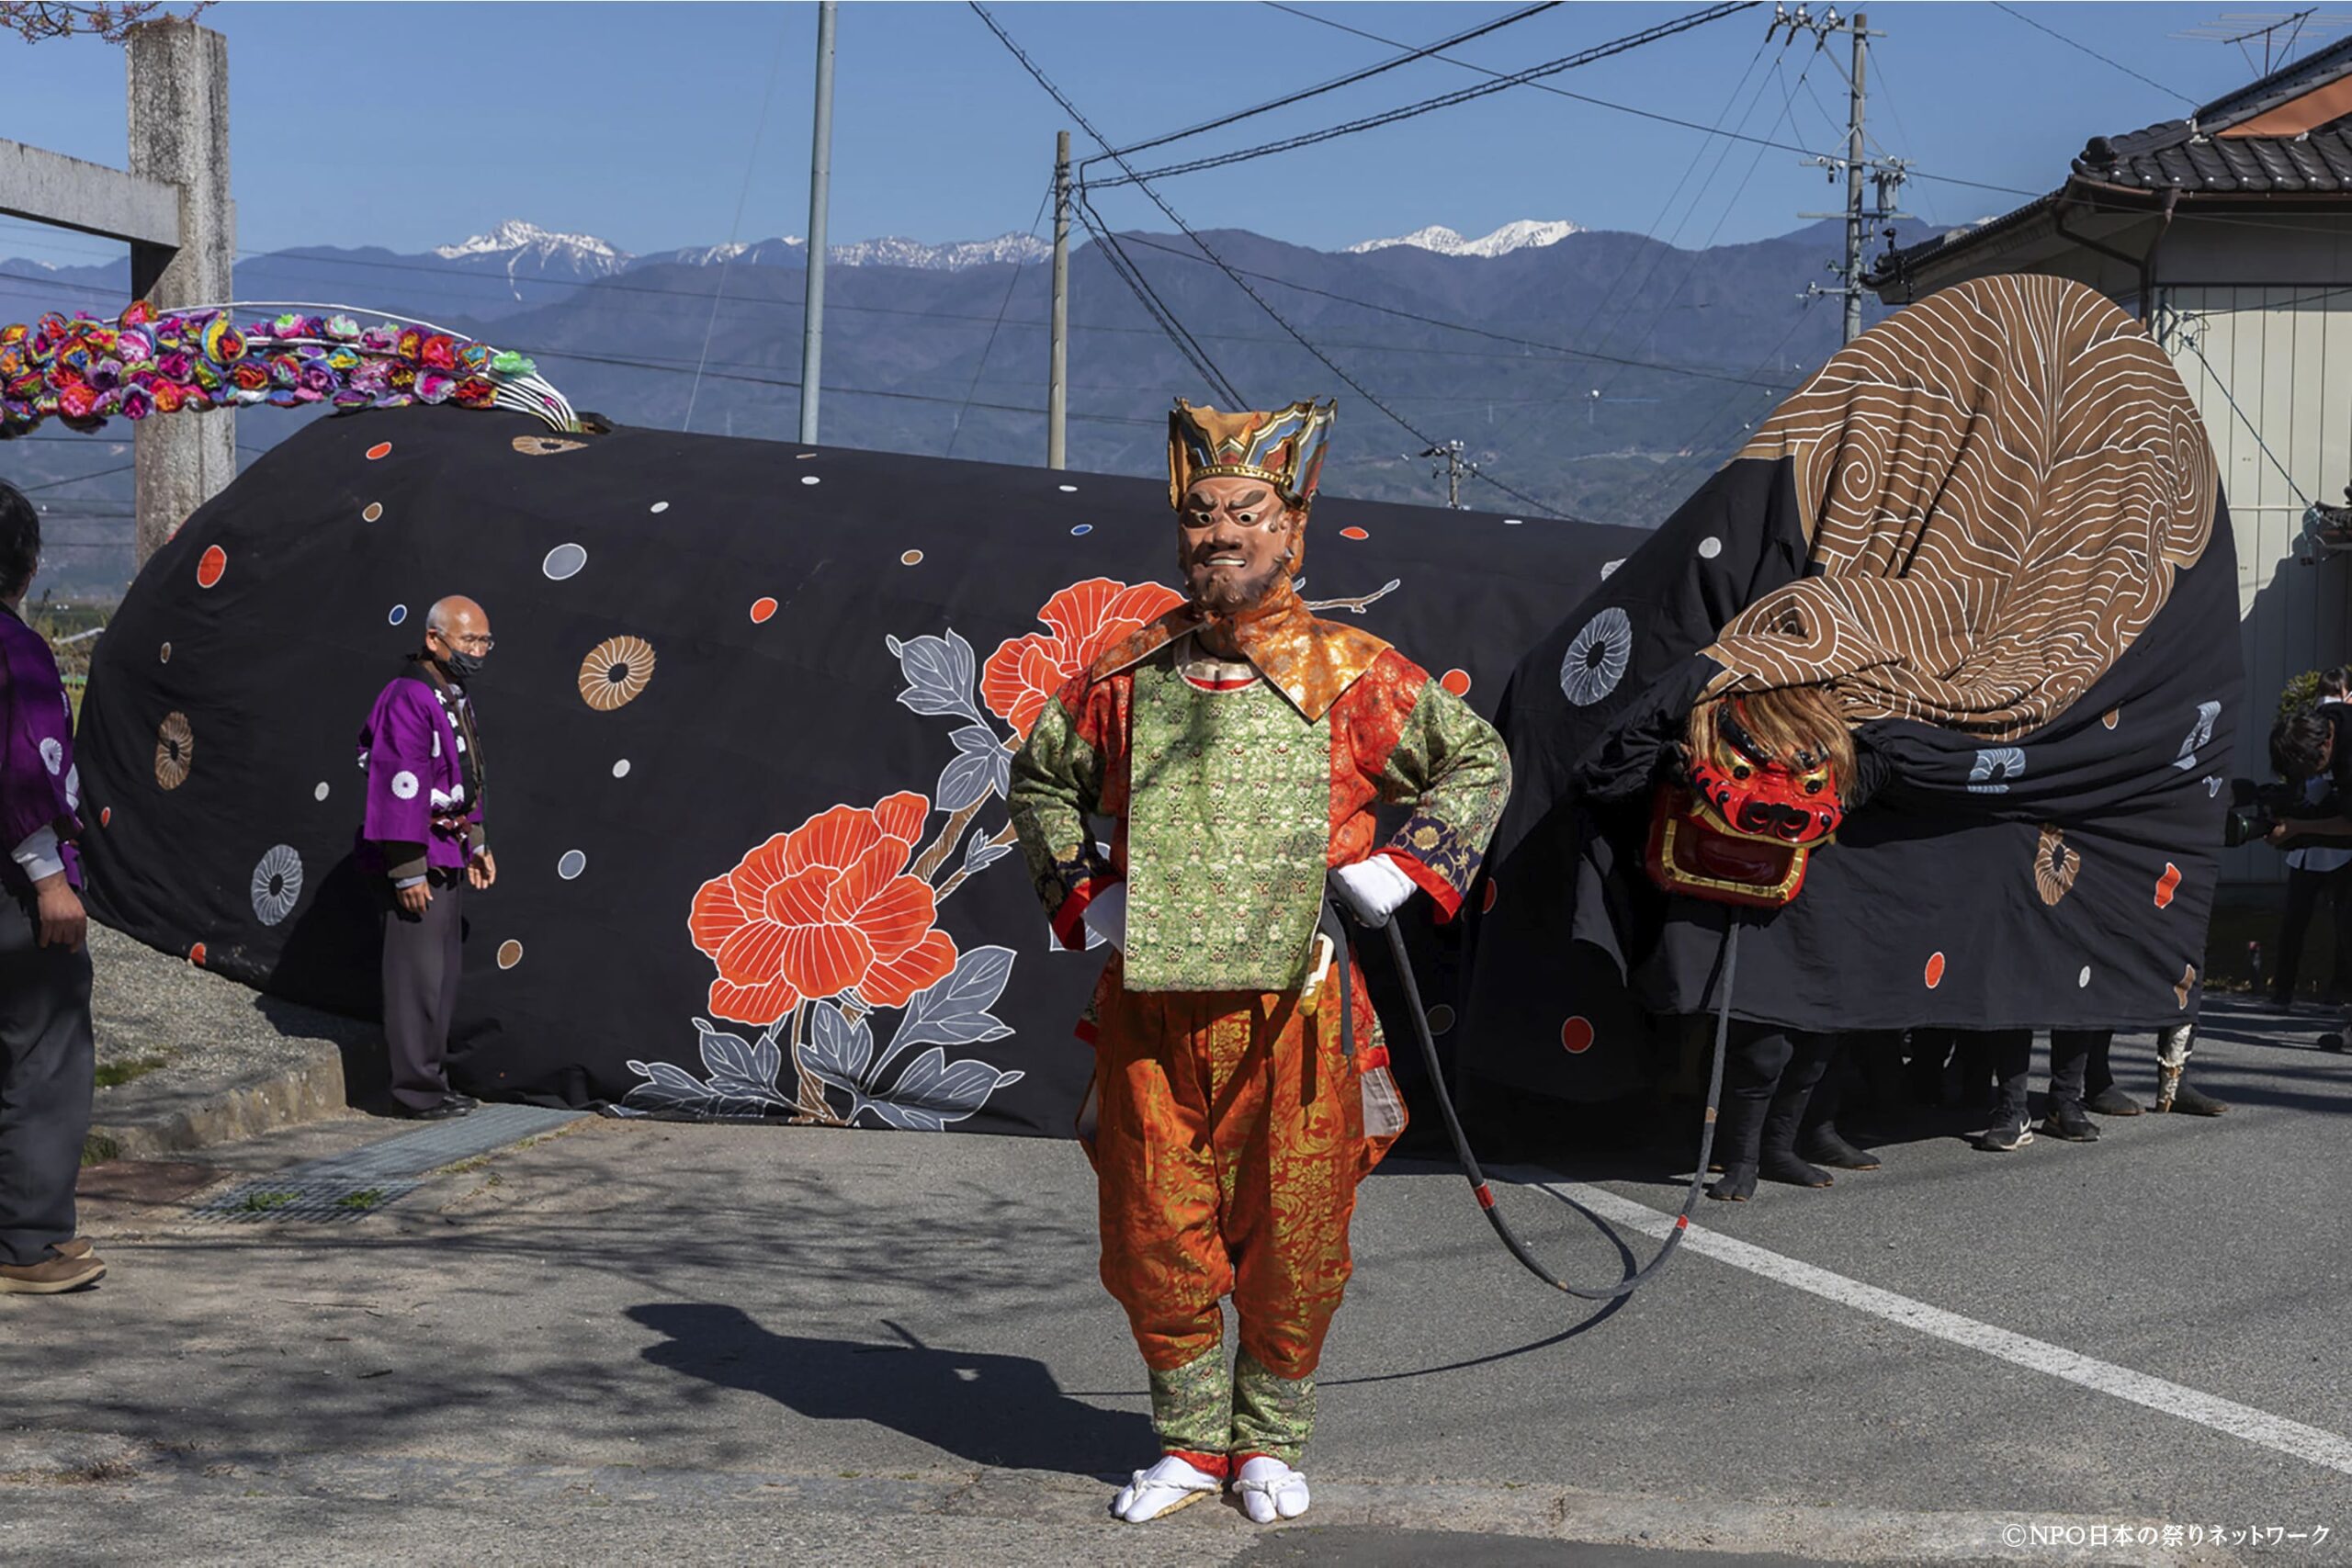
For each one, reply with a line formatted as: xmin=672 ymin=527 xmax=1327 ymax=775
xmin=334 ymin=1189 xmax=388 ymax=1212
xmin=93 ymin=1055 xmax=169 ymax=1089
xmin=232 ymin=1190 xmax=299 ymax=1213
xmin=79 ymin=1133 xmax=120 ymax=1166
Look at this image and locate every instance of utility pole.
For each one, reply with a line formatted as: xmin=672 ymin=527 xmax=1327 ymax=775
xmin=1839 ymin=12 xmax=1866 ymax=345
xmin=1780 ymin=6 xmax=1907 ymax=343
xmin=127 ymin=19 xmax=234 ymax=563
xmin=1047 ymin=130 xmax=1070 ymax=469
xmin=799 ymin=0 xmax=837 ymax=446
xmin=1414 ymin=440 xmax=1470 ymax=509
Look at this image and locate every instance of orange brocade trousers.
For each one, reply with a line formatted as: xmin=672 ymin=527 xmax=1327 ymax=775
xmin=1084 ymin=960 xmax=1401 ymax=1380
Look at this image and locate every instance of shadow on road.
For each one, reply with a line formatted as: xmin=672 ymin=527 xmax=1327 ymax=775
xmin=626 ymin=1302 xmax=1150 ymax=1477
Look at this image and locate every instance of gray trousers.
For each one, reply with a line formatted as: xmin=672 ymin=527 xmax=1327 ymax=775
xmin=382 ymin=874 xmax=464 ymax=1111
xmin=0 ymin=886 xmax=95 ymax=1266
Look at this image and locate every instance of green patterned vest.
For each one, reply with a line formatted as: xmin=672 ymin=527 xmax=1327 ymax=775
xmin=1122 ymin=653 xmax=1329 ymax=993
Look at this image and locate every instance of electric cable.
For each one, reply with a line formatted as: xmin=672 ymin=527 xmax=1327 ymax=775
xmin=1094 ymin=3 xmax=1762 ymax=189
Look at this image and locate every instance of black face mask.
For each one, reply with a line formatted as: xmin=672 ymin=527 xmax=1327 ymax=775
xmin=440 ymin=649 xmax=485 ymax=683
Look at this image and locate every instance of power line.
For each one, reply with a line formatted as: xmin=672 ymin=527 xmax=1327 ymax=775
xmin=963 ymin=3 xmax=1246 ymax=403
xmin=1070 ymin=195 xmax=1244 ymax=401
xmin=1094 ymin=3 xmax=1762 ymax=190
xmin=1991 ymin=2 xmax=2199 ymax=106
xmin=974 ymin=2 xmax=1581 ymax=518
xmin=1106 ymin=231 xmax=1797 ymax=389
xmin=1098 ymin=2 xmax=1562 ymax=164
xmin=949 ymin=179 xmax=1055 ymax=456
xmin=1259 ymin=1 xmax=2039 ymax=197
xmin=685 ymin=6 xmax=793 ymax=434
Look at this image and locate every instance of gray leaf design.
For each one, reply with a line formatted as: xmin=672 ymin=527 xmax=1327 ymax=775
xmin=890 ymin=630 xmax=979 ymax=720
xmin=622 ymin=1058 xmax=711 ymax=1111
xmin=695 ymin=1017 xmax=771 ymax=1087
xmin=963 ymin=832 xmax=1016 ymax=876
xmin=885 ymin=946 xmax=1015 ymax=1066
xmin=950 ymin=723 xmax=1014 ymax=802
xmin=936 ymin=750 xmax=998 ymax=812
xmin=865 ymin=1046 xmax=1027 ymax=1130
xmin=802 ymin=1000 xmax=876 ymax=1094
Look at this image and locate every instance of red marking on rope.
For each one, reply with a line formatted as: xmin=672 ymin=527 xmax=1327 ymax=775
xmin=1473 ymin=1182 xmax=1496 ymax=1210
xmin=1675 ymin=1214 xmax=1690 ymax=1230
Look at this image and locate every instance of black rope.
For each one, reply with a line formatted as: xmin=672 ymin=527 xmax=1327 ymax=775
xmin=1377 ymin=914 xmax=1736 ymax=1301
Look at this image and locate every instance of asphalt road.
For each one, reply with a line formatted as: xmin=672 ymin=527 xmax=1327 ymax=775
xmin=6 ymin=998 xmax=2351 ymax=1566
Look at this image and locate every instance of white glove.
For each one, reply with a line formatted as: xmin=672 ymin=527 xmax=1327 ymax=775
xmin=1331 ymin=855 xmax=1417 ymax=928
xmin=1080 ymin=880 xmax=1127 ymax=952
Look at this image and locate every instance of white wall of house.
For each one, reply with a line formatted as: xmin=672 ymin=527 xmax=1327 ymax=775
xmin=2156 ymin=282 xmax=2352 ymax=886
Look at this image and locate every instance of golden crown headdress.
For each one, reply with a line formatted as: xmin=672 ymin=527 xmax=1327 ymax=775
xmin=1167 ymin=397 xmax=1336 ymax=512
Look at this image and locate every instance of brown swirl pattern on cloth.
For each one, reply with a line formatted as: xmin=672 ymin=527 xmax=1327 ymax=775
xmin=1702 ymin=274 xmax=2217 ymax=741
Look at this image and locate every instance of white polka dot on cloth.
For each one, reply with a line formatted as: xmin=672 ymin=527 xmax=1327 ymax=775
xmin=800 ymin=475 xmax=821 ymax=486
xmin=558 ymin=851 xmax=587 ymax=881
xmin=1058 ymin=484 xmax=1078 ymax=492
xmin=542 ymin=542 xmax=588 ymax=581
xmin=650 ymin=502 xmax=670 ymax=513
xmin=1600 ymin=559 xmax=1623 ymax=580
xmin=314 ymin=782 xmax=331 ymax=802
xmin=612 ymin=759 xmax=631 ymax=779
xmin=2078 ymin=966 xmax=2092 ymax=988
xmin=1698 ymin=536 xmax=1723 ymax=559
xmin=1504 ymin=518 xmax=1523 ymax=526
xmin=390 ymin=771 xmax=419 ymax=800
xmin=39 ymin=737 xmax=62 ymax=775
xmin=63 ymin=764 xmax=78 ymax=809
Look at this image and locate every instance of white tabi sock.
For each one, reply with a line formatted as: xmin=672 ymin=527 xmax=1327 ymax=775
xmin=1111 ymin=1453 xmax=1222 ymax=1524
xmin=1233 ymin=1455 xmax=1311 ymax=1523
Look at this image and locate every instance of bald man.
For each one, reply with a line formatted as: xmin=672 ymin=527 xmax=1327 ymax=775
xmin=356 ymin=595 xmax=496 ymax=1120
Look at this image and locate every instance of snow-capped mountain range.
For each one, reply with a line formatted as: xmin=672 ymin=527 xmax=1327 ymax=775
xmin=425 ymin=220 xmax=1054 ymax=276
xmin=1344 ymin=220 xmax=1582 ymax=258
xmin=432 ymin=217 xmax=1580 ymax=275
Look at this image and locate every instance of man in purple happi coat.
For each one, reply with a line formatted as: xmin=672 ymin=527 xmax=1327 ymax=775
xmin=358 ymin=594 xmax=497 ymax=1120
xmin=0 ymin=481 xmax=105 ymax=1294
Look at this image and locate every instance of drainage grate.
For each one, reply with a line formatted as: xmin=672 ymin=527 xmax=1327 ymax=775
xmin=195 ymin=1105 xmax=585 ymax=1223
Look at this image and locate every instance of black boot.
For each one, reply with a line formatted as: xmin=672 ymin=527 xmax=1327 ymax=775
xmin=1801 ymin=1121 xmax=1882 ymax=1169
xmin=1760 ymin=1032 xmax=1837 ymax=1188
xmin=1707 ymin=1025 xmax=1793 ymax=1202
xmin=1798 ymin=1038 xmax=1882 ymax=1169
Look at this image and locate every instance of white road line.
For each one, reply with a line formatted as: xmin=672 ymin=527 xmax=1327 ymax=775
xmin=1517 ymin=1173 xmax=2352 ymax=1480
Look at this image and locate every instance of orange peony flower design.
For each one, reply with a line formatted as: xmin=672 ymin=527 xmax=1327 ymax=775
xmin=689 ymin=791 xmax=958 ymax=1025
xmin=982 ymin=578 xmax=1185 ymax=738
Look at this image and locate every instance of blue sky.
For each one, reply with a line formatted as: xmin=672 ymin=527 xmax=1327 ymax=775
xmin=0 ymin=2 xmax=2315 ymax=268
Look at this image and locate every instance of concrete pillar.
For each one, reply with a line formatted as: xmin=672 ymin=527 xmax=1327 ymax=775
xmin=126 ymin=19 xmax=234 ymax=565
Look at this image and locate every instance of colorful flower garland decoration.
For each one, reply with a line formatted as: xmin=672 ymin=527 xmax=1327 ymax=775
xmin=0 ymin=299 xmax=581 ymax=435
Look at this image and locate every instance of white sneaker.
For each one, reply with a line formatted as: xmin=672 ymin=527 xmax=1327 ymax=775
xmin=1111 ymin=1454 xmax=1222 ymax=1523
xmin=1233 ymin=1455 xmax=1311 ymax=1523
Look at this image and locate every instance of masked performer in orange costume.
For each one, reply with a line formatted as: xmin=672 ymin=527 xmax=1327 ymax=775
xmin=1010 ymin=399 xmax=1510 ymax=1524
